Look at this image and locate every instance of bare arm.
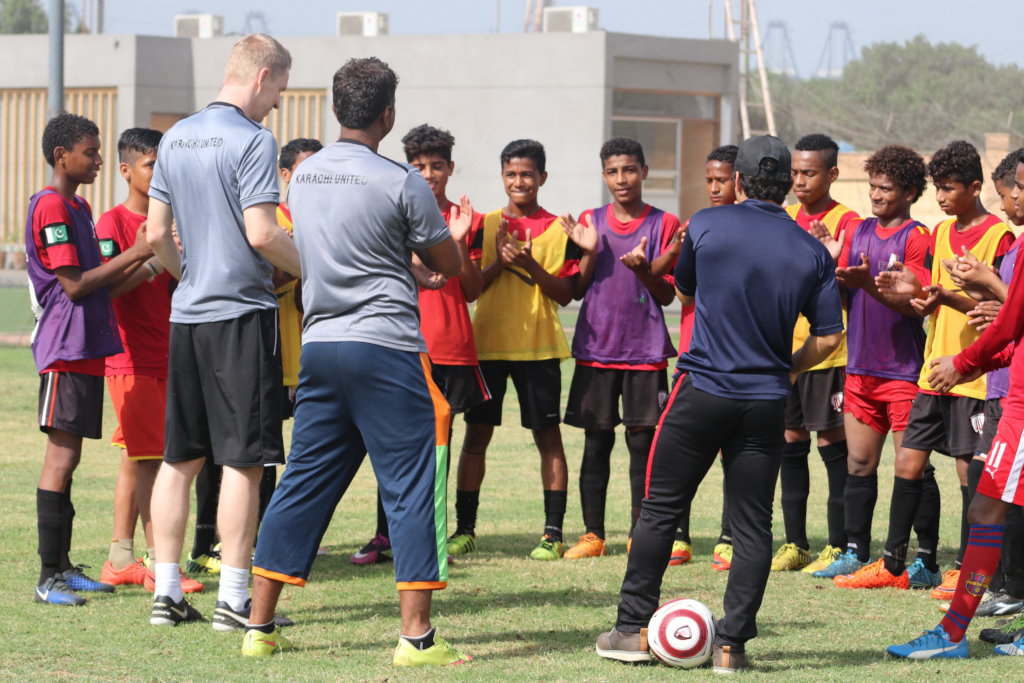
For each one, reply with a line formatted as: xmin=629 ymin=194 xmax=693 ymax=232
xmin=558 ymin=213 xmax=598 ymax=300
xmin=619 ymin=236 xmax=674 ymax=306
xmin=790 ymin=331 xmax=843 ymax=382
xmin=244 ymin=203 xmax=301 ymax=278
xmin=108 ymin=257 xmax=165 ymax=299
xmin=55 ymin=223 xmax=153 ymax=301
xmin=146 ymin=198 xmax=182 ymax=280
xmin=838 ymin=254 xmax=918 ymax=317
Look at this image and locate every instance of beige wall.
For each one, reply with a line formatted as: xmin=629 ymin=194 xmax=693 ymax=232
xmin=831 ymin=133 xmax=1024 ymax=231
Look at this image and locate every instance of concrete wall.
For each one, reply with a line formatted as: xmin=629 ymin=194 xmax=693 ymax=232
xmin=831 ymin=132 xmax=1023 ymax=232
xmin=0 ymin=30 xmax=737 ymax=229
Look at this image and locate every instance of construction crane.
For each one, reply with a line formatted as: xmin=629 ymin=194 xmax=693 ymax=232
xmin=764 ymin=20 xmax=799 ymax=78
xmin=816 ymin=22 xmax=855 ymax=79
xmin=243 ymin=12 xmax=269 ymax=35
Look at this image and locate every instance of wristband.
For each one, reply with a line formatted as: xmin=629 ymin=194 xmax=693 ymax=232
xmin=144 ymin=261 xmax=159 ymax=278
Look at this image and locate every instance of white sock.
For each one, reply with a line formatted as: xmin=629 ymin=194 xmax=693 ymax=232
xmin=218 ymin=564 xmax=250 ymax=612
xmin=154 ymin=562 xmax=183 ymax=603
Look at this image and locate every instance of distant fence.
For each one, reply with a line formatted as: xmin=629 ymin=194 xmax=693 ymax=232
xmin=0 ymin=88 xmax=119 ymax=248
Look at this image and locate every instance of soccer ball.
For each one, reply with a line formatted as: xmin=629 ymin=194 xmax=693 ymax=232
xmin=647 ymin=598 xmax=715 ymax=668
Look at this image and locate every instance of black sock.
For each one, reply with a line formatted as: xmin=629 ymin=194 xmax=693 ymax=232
xmin=247 ymin=621 xmax=276 ymax=634
xmin=60 ymin=480 xmax=74 ymax=572
xmin=819 ymin=441 xmax=849 ymax=549
xmin=719 ymin=475 xmax=732 ymax=543
xmin=376 ymin=491 xmax=390 ymax=538
xmin=885 ymin=476 xmax=923 ymax=576
xmin=192 ymin=459 xmax=222 ymax=556
xmin=543 ymin=489 xmax=567 ymax=542
xmin=844 ymin=473 xmax=877 ymax=562
xmin=401 ymin=627 xmax=436 ymax=650
xmin=625 ymin=429 xmax=653 ymax=535
xmin=913 ymin=465 xmax=941 ymax=572
xmin=454 ymin=489 xmax=479 ymax=536
xmin=254 ymin=466 xmax=277 ymax=546
xmin=580 ymin=430 xmax=615 ymax=538
xmin=780 ymin=440 xmax=811 ymax=549
xmin=37 ymin=488 xmax=65 ymax=584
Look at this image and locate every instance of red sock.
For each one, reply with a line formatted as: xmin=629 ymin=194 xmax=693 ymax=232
xmin=939 ymin=524 xmax=1005 ymax=642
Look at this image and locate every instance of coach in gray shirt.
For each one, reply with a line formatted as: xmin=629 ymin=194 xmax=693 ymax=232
xmin=244 ymin=57 xmax=473 ymax=665
xmin=145 ymin=34 xmax=301 ymax=629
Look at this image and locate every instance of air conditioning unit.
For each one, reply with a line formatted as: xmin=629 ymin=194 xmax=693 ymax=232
xmin=337 ymin=12 xmax=389 ymax=37
xmin=542 ymin=6 xmax=598 ymax=33
xmin=174 ymin=14 xmax=224 ymax=39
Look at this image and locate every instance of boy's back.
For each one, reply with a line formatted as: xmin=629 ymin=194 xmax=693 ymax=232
xmin=680 ymin=200 xmax=842 ymax=400
xmin=149 ymin=104 xmax=280 ymax=323
xmin=289 ymin=139 xmax=447 ymax=351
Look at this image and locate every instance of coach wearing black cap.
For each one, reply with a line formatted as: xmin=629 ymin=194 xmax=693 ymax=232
xmin=596 ymin=135 xmax=844 ymax=673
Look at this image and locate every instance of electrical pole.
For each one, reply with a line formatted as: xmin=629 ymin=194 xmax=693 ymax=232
xmin=48 ymin=0 xmax=64 ymax=119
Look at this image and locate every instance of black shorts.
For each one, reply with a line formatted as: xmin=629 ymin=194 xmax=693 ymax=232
xmin=432 ymin=363 xmax=491 ymax=415
xmin=464 ymin=359 xmax=562 ymax=429
xmin=564 ymin=364 xmax=668 ymax=430
xmin=901 ymin=393 xmax=986 ymax=458
xmin=38 ymin=371 xmax=103 ymax=439
xmin=784 ymin=366 xmax=845 ymax=431
xmin=975 ymin=398 xmax=1004 ymax=458
xmin=165 ymin=309 xmax=285 ymax=467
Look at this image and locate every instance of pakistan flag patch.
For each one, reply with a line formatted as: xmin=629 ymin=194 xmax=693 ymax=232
xmin=41 ymin=223 xmax=70 ymax=247
xmin=99 ymin=239 xmax=119 ymax=258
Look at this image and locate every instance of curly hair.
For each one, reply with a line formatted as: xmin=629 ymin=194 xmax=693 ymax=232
xmin=117 ymin=127 xmax=162 ymax=163
xmin=401 ymin=124 xmax=455 ymax=163
xmin=738 ymin=173 xmax=792 ymax=204
xmin=795 ymin=133 xmax=839 ymax=168
xmin=927 ymin=140 xmax=983 ymax=186
xmin=332 ymin=57 xmax=398 ymax=130
xmin=863 ymin=144 xmax=928 ymax=203
xmin=599 ymin=137 xmax=645 ymax=167
xmin=500 ymin=139 xmax=546 ymax=174
xmin=991 ymin=148 xmax=1024 ymax=188
xmin=42 ymin=113 xmax=99 ymax=167
xmin=706 ymin=144 xmax=738 ymax=165
xmin=278 ymin=138 xmax=323 ymax=170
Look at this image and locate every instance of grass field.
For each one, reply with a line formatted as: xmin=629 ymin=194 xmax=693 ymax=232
xmin=0 ymin=339 xmax=1015 ymax=681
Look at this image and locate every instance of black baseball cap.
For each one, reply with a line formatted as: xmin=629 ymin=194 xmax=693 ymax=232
xmin=734 ymin=135 xmax=791 ymax=182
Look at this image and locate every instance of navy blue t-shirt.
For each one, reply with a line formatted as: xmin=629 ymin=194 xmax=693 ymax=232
xmin=675 ymin=199 xmax=843 ymax=400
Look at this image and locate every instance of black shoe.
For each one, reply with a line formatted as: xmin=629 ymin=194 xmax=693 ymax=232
xmin=976 ymin=591 xmax=1024 ymax=617
xmin=979 ymin=614 xmax=1024 ymax=644
xmin=150 ymin=595 xmax=203 ymax=626
xmin=211 ymin=598 xmax=295 ymax=632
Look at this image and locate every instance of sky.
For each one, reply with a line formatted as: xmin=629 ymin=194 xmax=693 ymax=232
xmin=93 ymin=0 xmax=1021 ymax=78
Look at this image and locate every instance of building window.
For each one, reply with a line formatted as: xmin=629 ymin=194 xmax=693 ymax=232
xmin=611 ymin=118 xmax=680 ymax=193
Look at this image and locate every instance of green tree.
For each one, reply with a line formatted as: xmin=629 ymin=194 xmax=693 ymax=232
xmin=0 ymin=0 xmax=48 ymax=34
xmin=766 ymin=36 xmax=1024 ymax=151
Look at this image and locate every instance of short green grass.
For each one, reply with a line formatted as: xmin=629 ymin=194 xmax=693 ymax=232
xmin=0 ymin=343 xmax=1012 ymax=680
xmin=0 ymin=287 xmax=36 ymax=336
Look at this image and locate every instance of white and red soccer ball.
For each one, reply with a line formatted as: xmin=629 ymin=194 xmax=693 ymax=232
xmin=647 ymin=598 xmax=716 ymax=668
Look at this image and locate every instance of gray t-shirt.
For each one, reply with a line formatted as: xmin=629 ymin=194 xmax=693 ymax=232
xmin=150 ymin=102 xmax=280 ymax=323
xmin=289 ymin=139 xmax=450 ymax=352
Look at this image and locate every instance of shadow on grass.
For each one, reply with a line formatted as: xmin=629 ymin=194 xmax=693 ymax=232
xmin=300 ymin=625 xmax=601 ymax=660
xmin=294 ymin=583 xmax=622 ymax=626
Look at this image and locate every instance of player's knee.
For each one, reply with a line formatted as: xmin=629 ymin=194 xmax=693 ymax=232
xmin=967 ymin=494 xmax=1008 ymax=526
